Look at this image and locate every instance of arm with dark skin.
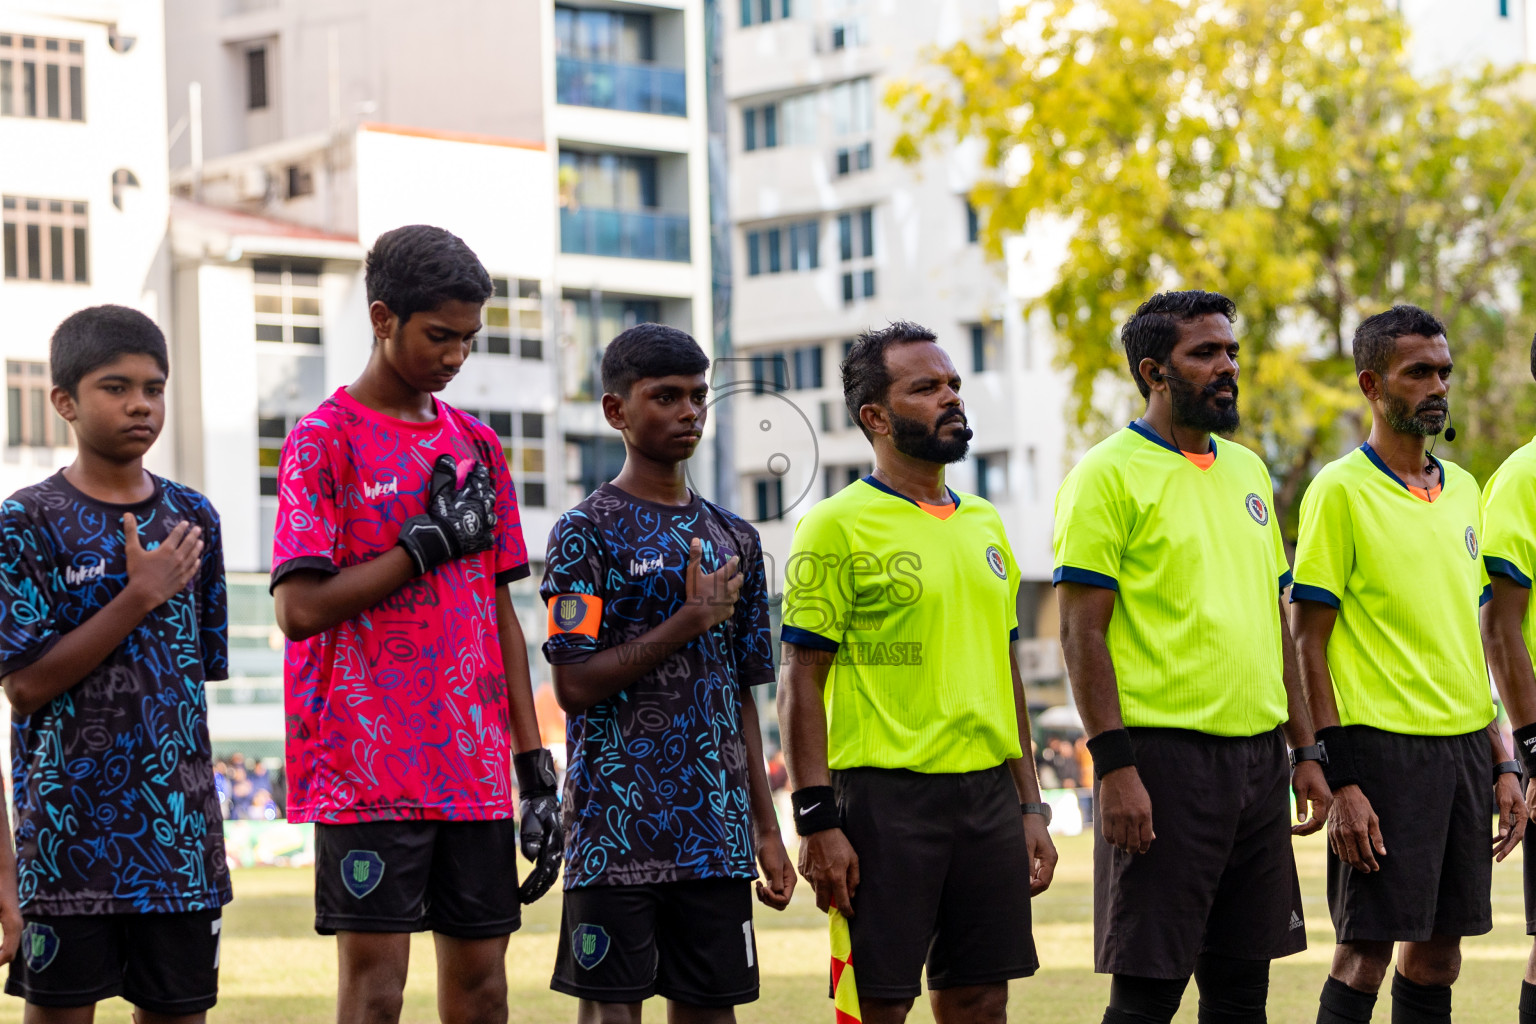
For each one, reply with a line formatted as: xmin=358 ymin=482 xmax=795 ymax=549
xmin=1292 ymin=600 xmax=1386 ymax=871
xmin=494 ymin=587 xmax=543 ymax=755
xmin=740 ymin=685 xmax=795 ymax=909
xmin=551 ymin=539 xmax=739 ymax=715
xmin=1483 ymin=578 xmax=1536 ymax=821
xmin=273 ymin=546 xmax=417 ymax=644
xmin=778 ymin=645 xmax=860 ymax=914
xmin=1279 ymin=594 xmax=1331 ymax=835
xmin=1057 ymin=581 xmax=1154 ymax=854
xmin=0 ymin=797 xmax=19 ymax=966
xmin=1007 ymin=648 xmax=1058 ymax=894
xmin=1484 ymin=717 xmax=1527 ymax=859
xmin=4 ymin=515 xmax=203 ymax=716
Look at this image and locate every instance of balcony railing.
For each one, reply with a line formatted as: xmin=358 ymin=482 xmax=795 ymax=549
xmin=561 ymin=207 xmax=691 ymax=262
xmin=556 ymin=56 xmax=687 ymax=117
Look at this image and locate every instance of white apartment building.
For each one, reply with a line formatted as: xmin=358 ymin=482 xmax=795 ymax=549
xmin=0 ymin=0 xmax=171 ymax=498
xmin=1398 ymin=0 xmax=1536 ymax=71
xmin=162 ymin=0 xmax=714 ymax=751
xmin=722 ymin=0 xmax=1071 ymax=690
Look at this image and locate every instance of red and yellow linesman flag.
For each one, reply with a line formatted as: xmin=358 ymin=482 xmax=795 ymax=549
xmin=830 ymin=908 xmax=861 ymax=1023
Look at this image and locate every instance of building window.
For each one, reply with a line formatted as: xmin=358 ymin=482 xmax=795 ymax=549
xmin=246 ymin=45 xmax=268 ymax=111
xmin=257 ymin=414 xmax=290 ymax=496
xmin=0 ymin=35 xmax=84 ymax=121
xmin=966 ymin=200 xmax=980 ymax=243
xmin=746 ymin=219 xmax=819 ymax=276
xmin=253 ymin=259 xmax=323 ymax=345
xmin=976 ymin=452 xmax=1008 ymax=503
xmin=835 ymin=142 xmax=872 ymax=177
xmin=753 ymin=476 xmax=784 ymax=521
xmin=823 ymin=463 xmax=868 ymax=497
xmin=742 ymin=93 xmax=817 ymax=152
xmin=792 ymin=345 xmax=823 ymax=389
xmin=562 ymin=294 xmax=661 ymax=401
xmin=751 ymin=346 xmax=821 ymax=392
xmin=838 ymin=206 xmax=875 ymax=305
xmin=484 ymin=278 xmax=544 ymax=359
xmin=463 ymin=408 xmax=548 ymax=508
xmin=970 ymin=322 xmax=1002 ymax=373
xmin=2 ymin=196 xmax=88 ymax=283
xmin=750 ymin=353 xmax=789 ymax=394
xmin=1501 ymin=0 xmax=1510 ymax=15
xmin=286 ymin=164 xmax=314 ymax=199
xmin=742 ymin=0 xmax=793 ymax=28
xmin=7 ymin=361 xmax=70 ymax=448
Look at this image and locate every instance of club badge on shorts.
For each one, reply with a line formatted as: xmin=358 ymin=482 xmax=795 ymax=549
xmin=1245 ymin=493 xmax=1269 ymax=525
xmin=340 ymin=850 xmax=385 ymax=899
xmin=572 ymin=923 xmax=611 ymax=970
xmin=985 ymin=545 xmax=1007 ymax=580
xmin=1466 ymin=526 xmax=1478 ymax=559
xmin=21 ymin=923 xmax=58 ymax=972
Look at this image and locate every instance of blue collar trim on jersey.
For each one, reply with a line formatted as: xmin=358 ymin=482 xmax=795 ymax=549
xmin=1358 ymin=443 xmax=1446 ymax=495
xmin=860 ymin=475 xmax=960 ymax=508
xmin=1128 ymin=419 xmax=1218 ymax=459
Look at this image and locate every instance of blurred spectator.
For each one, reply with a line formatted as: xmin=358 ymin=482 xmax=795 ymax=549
xmin=250 ymin=761 xmax=273 ymax=796
xmin=212 ymin=752 xmax=288 ymax=820
xmin=766 ymin=750 xmax=787 ymax=792
xmin=230 ymin=766 xmax=253 ymax=820
xmin=213 ymin=760 xmax=232 ymax=820
xmin=1051 ymin=738 xmax=1082 ymax=788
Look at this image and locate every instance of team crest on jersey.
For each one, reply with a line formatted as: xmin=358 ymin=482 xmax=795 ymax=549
xmin=985 ymin=545 xmax=1007 ymax=580
xmin=572 ymin=923 xmax=611 ymax=970
xmin=1245 ymin=493 xmax=1269 ymax=526
xmin=340 ymin=850 xmax=385 ymax=899
xmin=1466 ymin=526 xmax=1479 ymax=559
xmin=22 ymin=923 xmax=58 ymax=972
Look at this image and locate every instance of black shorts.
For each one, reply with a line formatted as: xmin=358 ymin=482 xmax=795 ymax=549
xmin=4 ymin=908 xmax=222 ymax=1013
xmin=832 ymin=764 xmax=1038 ymax=1000
xmin=314 ymin=818 xmax=521 ymax=938
xmin=1328 ymin=727 xmax=1492 ymax=942
xmin=1094 ymin=728 xmax=1305 ymax=979
xmin=550 ymin=879 xmax=759 ymax=1006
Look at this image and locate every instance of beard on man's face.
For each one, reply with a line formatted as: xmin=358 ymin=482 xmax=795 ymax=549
xmin=1382 ymin=388 xmax=1447 ymax=436
xmin=889 ymin=407 xmax=973 ymax=464
xmin=1170 ymin=376 xmax=1240 ymax=434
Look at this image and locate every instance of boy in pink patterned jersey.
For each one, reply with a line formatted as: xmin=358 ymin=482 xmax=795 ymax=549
xmin=272 ymin=225 xmax=559 ymax=1024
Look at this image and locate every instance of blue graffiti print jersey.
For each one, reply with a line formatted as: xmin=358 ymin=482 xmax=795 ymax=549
xmin=541 ymin=484 xmax=775 ymax=889
xmin=0 ymin=472 xmax=230 ymax=915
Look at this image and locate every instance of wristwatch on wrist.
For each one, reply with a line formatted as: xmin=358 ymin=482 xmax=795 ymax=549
xmin=1288 ymin=743 xmax=1327 ymax=770
xmin=1494 ymin=759 xmax=1523 ymax=785
xmin=1021 ymin=801 xmax=1052 ymax=826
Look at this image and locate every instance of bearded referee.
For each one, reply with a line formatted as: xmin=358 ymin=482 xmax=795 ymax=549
xmin=1054 ymin=290 xmax=1329 ymax=1024
xmin=779 ymin=321 xmax=1056 ymax=1024
xmin=1293 ymin=305 xmax=1525 ymax=1024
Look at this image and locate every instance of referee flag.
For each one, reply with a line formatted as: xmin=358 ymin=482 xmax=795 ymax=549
xmin=830 ymin=908 xmax=861 ymax=1023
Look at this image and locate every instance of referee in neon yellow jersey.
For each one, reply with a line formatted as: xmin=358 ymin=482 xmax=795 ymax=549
xmin=1293 ymin=305 xmax=1526 ymax=1024
xmin=778 ymin=321 xmax=1057 ymax=1024
xmin=1478 ymin=331 xmax=1536 ymax=1024
xmin=1054 ymin=290 xmax=1330 ymax=1024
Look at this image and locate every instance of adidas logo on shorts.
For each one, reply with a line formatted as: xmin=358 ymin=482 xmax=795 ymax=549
xmin=1289 ymin=911 xmax=1304 ymax=931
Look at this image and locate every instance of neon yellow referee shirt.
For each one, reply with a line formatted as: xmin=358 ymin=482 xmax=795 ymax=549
xmin=781 ymin=477 xmax=1023 ymax=773
xmin=1482 ymin=438 xmax=1536 ymax=681
xmin=1052 ymin=422 xmax=1292 ymax=736
xmin=1292 ymin=445 xmax=1493 ymax=736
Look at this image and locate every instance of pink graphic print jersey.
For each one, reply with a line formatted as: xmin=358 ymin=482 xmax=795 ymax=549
xmin=273 ymin=387 xmax=530 ymax=823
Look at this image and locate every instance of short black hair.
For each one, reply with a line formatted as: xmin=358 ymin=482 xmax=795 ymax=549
xmin=841 ymin=321 xmax=940 ymax=440
xmin=601 ymin=322 xmax=709 ymax=397
xmin=1353 ymin=304 xmax=1446 ymax=377
xmin=365 ymin=224 xmax=493 ymax=325
xmin=50 ymin=305 xmax=168 ymax=395
xmin=1120 ymin=291 xmax=1237 ymax=398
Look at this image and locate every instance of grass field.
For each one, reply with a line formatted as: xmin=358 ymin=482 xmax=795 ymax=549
xmin=3 ymin=830 xmax=1532 ymax=1022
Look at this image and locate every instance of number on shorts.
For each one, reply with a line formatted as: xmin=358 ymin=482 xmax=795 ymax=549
xmin=742 ymin=920 xmax=755 ymax=968
xmin=211 ymin=916 xmax=223 ymax=970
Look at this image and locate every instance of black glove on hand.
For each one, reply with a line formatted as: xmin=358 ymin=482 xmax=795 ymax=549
xmin=515 ymin=747 xmax=562 ymax=904
xmin=396 ymin=454 xmax=498 ymax=576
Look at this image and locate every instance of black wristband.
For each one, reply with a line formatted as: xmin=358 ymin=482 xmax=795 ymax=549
xmin=791 ymin=785 xmax=840 ymax=836
xmin=1514 ymin=723 xmax=1536 ymax=777
xmin=1086 ymin=728 xmax=1136 ymax=779
xmin=1315 ymin=726 xmax=1361 ymax=791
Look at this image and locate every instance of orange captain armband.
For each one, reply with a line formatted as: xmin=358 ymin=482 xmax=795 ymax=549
xmin=547 ymin=594 xmax=602 ymax=637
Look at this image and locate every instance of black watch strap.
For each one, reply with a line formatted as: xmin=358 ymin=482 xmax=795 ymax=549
xmin=1495 ymin=759 xmax=1523 ymax=784
xmin=1288 ymin=743 xmax=1326 ymax=770
xmin=1020 ymin=801 xmax=1052 ymax=826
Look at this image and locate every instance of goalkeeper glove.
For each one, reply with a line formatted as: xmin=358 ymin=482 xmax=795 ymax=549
xmin=515 ymin=747 xmax=563 ymax=904
xmin=396 ymin=454 xmax=497 ymax=576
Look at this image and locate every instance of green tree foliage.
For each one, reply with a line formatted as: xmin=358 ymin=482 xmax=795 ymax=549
xmin=893 ymin=0 xmax=1536 ymax=529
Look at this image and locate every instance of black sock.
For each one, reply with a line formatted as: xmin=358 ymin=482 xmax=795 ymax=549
xmin=1520 ymin=979 xmax=1536 ymax=1024
xmin=1318 ymin=975 xmax=1377 ymax=1024
xmin=1194 ymin=953 xmax=1269 ymax=1023
xmin=1103 ymin=974 xmax=1189 ymax=1024
xmin=1390 ymin=972 xmax=1450 ymax=1024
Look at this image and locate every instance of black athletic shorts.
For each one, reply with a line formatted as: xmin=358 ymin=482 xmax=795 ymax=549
xmin=5 ymin=908 xmax=222 ymax=1013
xmin=831 ymin=763 xmax=1038 ymax=1000
xmin=550 ymin=879 xmax=759 ymax=1006
xmin=1328 ymin=726 xmax=1492 ymax=942
xmin=1094 ymin=727 xmax=1306 ymax=979
xmin=314 ymin=818 xmax=521 ymax=938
